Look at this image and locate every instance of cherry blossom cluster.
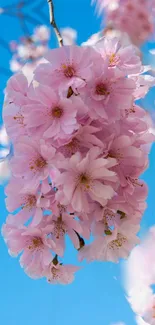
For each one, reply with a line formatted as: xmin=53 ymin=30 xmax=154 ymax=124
xmin=93 ymin=0 xmax=155 ymax=45
xmin=125 ymin=226 xmax=155 ymax=325
xmin=9 ymin=25 xmax=50 ymax=73
xmin=2 ymin=37 xmax=155 ymax=284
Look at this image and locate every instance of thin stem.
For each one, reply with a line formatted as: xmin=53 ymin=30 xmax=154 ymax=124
xmin=47 ymin=0 xmax=63 ymax=47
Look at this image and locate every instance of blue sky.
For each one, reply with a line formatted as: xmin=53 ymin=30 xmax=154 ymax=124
xmin=0 ymin=1 xmax=155 ymax=325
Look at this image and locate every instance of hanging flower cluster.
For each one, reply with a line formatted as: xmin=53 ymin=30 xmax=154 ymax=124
xmin=9 ymin=25 xmax=50 ymax=73
xmin=125 ymin=226 xmax=155 ymax=325
xmin=93 ymin=0 xmax=155 ymax=45
xmin=2 ymin=37 xmax=155 ymax=284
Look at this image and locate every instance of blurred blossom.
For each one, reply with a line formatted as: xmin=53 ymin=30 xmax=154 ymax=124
xmin=82 ymin=30 xmax=104 ymax=46
xmin=9 ymin=25 xmax=50 ymax=73
xmin=0 ymin=126 xmax=11 ymax=184
xmin=0 ymin=126 xmax=10 ymax=148
xmin=124 ymin=226 xmax=155 ymax=323
xmin=61 ymin=27 xmax=77 ymax=45
xmin=0 ymin=160 xmax=11 ymax=184
xmin=93 ymin=0 xmax=155 ymax=45
xmin=33 ymin=25 xmax=50 ymax=42
xmin=136 ymin=315 xmax=150 ymax=325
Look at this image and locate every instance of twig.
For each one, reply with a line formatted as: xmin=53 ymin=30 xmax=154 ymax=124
xmin=47 ymin=0 xmax=63 ymax=47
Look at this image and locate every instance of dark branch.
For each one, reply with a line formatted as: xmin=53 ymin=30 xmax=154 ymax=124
xmin=47 ymin=0 xmax=63 ymax=47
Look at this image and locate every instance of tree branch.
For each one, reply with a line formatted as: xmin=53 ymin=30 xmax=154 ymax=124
xmin=47 ymin=0 xmax=63 ymax=47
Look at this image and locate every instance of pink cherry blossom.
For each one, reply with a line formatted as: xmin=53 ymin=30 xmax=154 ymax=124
xmin=92 ymin=205 xmax=120 ymax=236
xmin=34 ymin=45 xmax=96 ymax=90
xmin=22 ymin=84 xmax=80 ymax=140
xmin=5 ymin=177 xmax=50 ymax=226
xmin=3 ymin=103 xmax=27 ymax=140
xmin=83 ymin=62 xmax=135 ymax=121
xmin=11 ymin=137 xmax=57 ymax=188
xmin=55 ymin=124 xmax=104 ymax=158
xmin=43 ymin=212 xmax=83 ymax=256
xmin=55 ymin=147 xmax=118 ymax=212
xmin=44 ymin=259 xmax=79 ymax=284
xmin=5 ymin=72 xmax=29 ymax=106
xmin=131 ymin=74 xmax=155 ymax=100
xmin=94 ymin=37 xmax=142 ymax=75
xmin=79 ymin=221 xmax=140 ymax=263
xmin=2 ymin=223 xmax=55 ymax=279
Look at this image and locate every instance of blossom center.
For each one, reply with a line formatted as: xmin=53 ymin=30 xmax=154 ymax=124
xmin=138 ymin=12 xmax=146 ymax=20
xmin=126 ymin=3 xmax=134 ymax=10
xmin=109 ymin=53 xmax=119 ymax=66
xmin=50 ymin=266 xmax=60 ymax=280
xmin=28 ymin=236 xmax=43 ymax=250
xmin=24 ymin=194 xmax=37 ymax=209
xmin=109 ymin=233 xmax=127 ymax=250
xmin=126 ymin=176 xmax=143 ymax=187
xmin=95 ymin=83 xmax=110 ymax=96
xmin=29 ymin=155 xmax=47 ymax=172
xmin=104 ymin=208 xmax=115 ymax=222
xmin=52 ymin=107 xmax=63 ymax=118
xmin=64 ymin=138 xmax=80 ymax=155
xmin=53 ymin=219 xmax=66 ymax=239
xmin=36 ymin=157 xmax=46 ymax=169
xmin=61 ymin=64 xmax=76 ymax=78
xmin=79 ymin=173 xmax=91 ymax=190
xmin=80 ymin=174 xmax=89 ymax=184
xmin=108 ymin=149 xmax=123 ymax=159
xmin=13 ymin=113 xmax=24 ymax=125
xmin=30 ymin=156 xmax=47 ymax=170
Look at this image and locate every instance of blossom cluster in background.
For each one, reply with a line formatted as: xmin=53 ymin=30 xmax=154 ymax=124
xmin=93 ymin=0 xmax=155 ymax=45
xmin=2 ymin=36 xmax=155 ymax=284
xmin=9 ymin=25 xmax=50 ymax=73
